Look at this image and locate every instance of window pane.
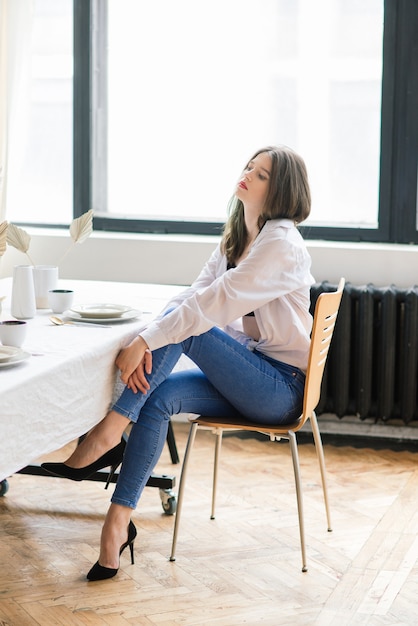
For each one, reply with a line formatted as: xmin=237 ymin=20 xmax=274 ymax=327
xmin=7 ymin=0 xmax=73 ymax=225
xmin=104 ymin=0 xmax=383 ymax=228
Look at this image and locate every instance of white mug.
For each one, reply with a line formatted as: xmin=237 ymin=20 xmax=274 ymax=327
xmin=11 ymin=265 xmax=36 ymax=319
xmin=33 ymin=265 xmax=59 ymax=309
xmin=48 ymin=289 xmax=74 ymax=313
xmin=0 ymin=320 xmax=27 ymax=348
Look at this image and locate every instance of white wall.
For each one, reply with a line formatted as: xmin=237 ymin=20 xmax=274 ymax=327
xmin=1 ymin=228 xmax=417 ymax=288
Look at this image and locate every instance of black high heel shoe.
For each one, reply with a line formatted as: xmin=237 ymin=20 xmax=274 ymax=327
xmin=87 ymin=520 xmax=137 ymax=581
xmin=41 ymin=439 xmax=126 ymax=489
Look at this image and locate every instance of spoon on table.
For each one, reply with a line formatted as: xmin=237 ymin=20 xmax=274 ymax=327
xmin=49 ymin=316 xmax=112 ymax=329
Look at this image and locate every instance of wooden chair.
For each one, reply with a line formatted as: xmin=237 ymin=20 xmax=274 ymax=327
xmin=170 ymin=278 xmax=345 ymax=571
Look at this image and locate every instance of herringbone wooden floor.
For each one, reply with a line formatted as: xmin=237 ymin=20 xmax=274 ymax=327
xmin=1 ymin=421 xmax=418 ymax=626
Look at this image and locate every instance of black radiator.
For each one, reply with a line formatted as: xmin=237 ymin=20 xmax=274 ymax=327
xmin=311 ymin=282 xmax=418 ymax=424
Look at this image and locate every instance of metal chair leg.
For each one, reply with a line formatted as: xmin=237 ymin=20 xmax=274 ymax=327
xmin=310 ymin=411 xmax=332 ymax=531
xmin=167 ymin=419 xmax=180 ymax=464
xmin=288 ymin=431 xmax=307 ymax=572
xmin=210 ymin=429 xmax=223 ymax=519
xmin=170 ymin=422 xmax=198 ymax=561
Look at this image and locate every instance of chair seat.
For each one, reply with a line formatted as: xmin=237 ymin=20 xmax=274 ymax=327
xmin=192 ymin=415 xmax=303 ymax=435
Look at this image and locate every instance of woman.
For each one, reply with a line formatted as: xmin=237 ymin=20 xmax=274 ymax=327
xmin=42 ymin=145 xmax=314 ymax=581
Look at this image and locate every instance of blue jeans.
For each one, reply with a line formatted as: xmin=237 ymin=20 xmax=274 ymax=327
xmin=111 ymin=327 xmax=305 ymax=509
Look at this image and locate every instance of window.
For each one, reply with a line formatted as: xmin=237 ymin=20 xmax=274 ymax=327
xmin=97 ymin=0 xmax=384 ymax=232
xmin=83 ymin=0 xmax=417 ymax=243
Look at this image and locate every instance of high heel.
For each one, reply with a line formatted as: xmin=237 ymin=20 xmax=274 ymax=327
xmin=41 ymin=439 xmax=126 ymax=487
xmin=87 ymin=520 xmax=137 ymax=581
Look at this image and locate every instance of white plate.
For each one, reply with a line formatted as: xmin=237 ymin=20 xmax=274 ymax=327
xmin=0 ymin=351 xmax=30 ymax=368
xmin=0 ymin=346 xmax=23 ymax=362
xmin=70 ymin=303 xmax=133 ymax=319
xmin=66 ymin=309 xmax=141 ymax=324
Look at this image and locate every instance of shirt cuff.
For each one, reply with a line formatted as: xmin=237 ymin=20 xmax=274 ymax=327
xmin=139 ymin=322 xmax=170 ymax=352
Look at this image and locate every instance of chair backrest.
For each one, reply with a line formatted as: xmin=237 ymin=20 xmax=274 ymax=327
xmin=298 ymin=278 xmax=345 ymax=428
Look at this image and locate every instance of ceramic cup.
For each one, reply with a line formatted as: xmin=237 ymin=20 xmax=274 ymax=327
xmin=33 ymin=265 xmax=59 ymax=309
xmin=0 ymin=320 xmax=27 ymax=348
xmin=48 ymin=289 xmax=74 ymax=313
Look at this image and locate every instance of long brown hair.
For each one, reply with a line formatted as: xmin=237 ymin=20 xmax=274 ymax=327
xmin=221 ymin=145 xmax=311 ymax=265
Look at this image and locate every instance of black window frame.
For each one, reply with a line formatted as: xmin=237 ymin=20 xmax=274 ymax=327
xmin=73 ymin=0 xmax=418 ymax=244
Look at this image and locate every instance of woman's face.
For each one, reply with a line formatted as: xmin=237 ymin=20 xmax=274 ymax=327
xmin=235 ymin=152 xmax=272 ymax=212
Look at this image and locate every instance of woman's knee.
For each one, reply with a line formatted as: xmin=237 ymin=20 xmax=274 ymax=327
xmin=143 ymin=380 xmax=178 ymax=421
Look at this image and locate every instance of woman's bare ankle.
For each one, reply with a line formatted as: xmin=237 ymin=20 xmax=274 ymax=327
xmin=65 ymin=412 xmax=129 ymax=468
xmin=99 ymin=505 xmax=133 ymax=568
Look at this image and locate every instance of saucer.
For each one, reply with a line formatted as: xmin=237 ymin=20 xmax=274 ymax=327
xmin=0 ymin=346 xmax=23 ymax=362
xmin=0 ymin=351 xmax=30 ymax=368
xmin=66 ymin=309 xmax=141 ymax=324
xmin=70 ymin=303 xmax=133 ymax=319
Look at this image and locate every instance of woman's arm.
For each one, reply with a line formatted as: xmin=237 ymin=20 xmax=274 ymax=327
xmin=115 ymin=245 xmax=223 ymax=392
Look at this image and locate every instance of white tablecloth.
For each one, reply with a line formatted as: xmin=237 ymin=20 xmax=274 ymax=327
xmin=0 ymin=278 xmax=184 ymax=481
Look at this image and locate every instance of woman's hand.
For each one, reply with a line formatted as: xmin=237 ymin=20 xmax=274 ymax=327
xmin=115 ymin=335 xmax=152 ymax=394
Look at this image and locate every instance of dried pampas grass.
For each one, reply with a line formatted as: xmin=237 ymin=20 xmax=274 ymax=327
xmin=0 ymin=221 xmax=8 ymax=258
xmin=6 ymin=223 xmax=35 ymax=265
xmin=5 ymin=210 xmax=94 ymax=266
xmin=60 ymin=209 xmax=94 ymax=263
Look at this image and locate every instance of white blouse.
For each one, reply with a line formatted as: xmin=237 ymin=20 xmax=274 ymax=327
xmin=140 ymin=219 xmax=315 ymax=372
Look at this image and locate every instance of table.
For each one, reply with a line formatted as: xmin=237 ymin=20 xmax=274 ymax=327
xmin=0 ymin=277 xmax=185 ymax=508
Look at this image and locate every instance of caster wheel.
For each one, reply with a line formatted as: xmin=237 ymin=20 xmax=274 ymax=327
xmin=0 ymin=479 xmax=9 ymax=497
xmin=159 ymin=488 xmax=177 ymax=515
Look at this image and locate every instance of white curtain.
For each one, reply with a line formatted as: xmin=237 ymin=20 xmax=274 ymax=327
xmin=0 ymin=0 xmax=7 ymax=221
xmin=0 ymin=0 xmax=32 ymax=221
